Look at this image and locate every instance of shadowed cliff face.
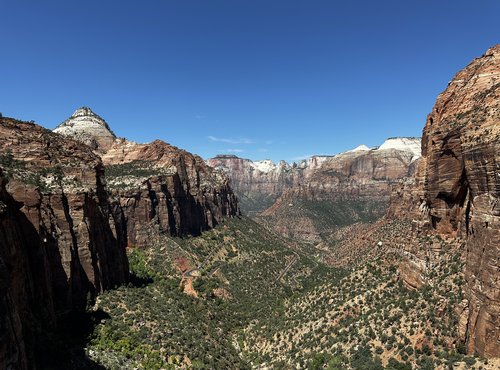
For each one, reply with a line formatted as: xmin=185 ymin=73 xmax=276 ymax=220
xmin=54 ymin=109 xmax=240 ymax=248
xmin=1 ymin=112 xmax=239 ymax=368
xmin=0 ymin=118 xmax=129 ymax=368
xmin=102 ymin=139 xmax=240 ymax=248
xmin=389 ymin=45 xmax=500 ymax=357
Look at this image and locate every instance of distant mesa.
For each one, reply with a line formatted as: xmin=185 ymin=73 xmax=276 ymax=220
xmin=377 ymin=137 xmax=421 ymax=157
xmin=215 ymin=154 xmax=240 ymax=159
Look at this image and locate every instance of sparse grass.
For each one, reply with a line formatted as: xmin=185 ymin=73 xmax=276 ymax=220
xmin=86 ymin=218 xmax=488 ymax=369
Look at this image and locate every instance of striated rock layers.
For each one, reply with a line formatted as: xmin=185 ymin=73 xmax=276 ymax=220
xmin=206 ymin=155 xmax=331 ymax=214
xmin=262 ymin=144 xmax=420 ymax=240
xmin=102 ymin=140 xmax=239 ymax=248
xmin=294 ymin=139 xmax=421 ymax=198
xmin=0 ymin=117 xmax=129 ymax=368
xmin=207 ymin=138 xmax=420 ymax=216
xmin=54 ymin=107 xmax=117 ymax=152
xmin=388 ymin=45 xmax=500 ymax=357
xmin=210 ymin=139 xmax=420 ymax=242
xmin=55 ymin=107 xmax=239 ymax=248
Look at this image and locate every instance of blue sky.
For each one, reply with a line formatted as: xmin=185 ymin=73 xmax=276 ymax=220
xmin=1 ymin=1 xmax=499 ymax=162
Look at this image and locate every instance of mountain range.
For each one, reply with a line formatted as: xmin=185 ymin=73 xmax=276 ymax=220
xmin=0 ymin=44 xmax=498 ymax=369
xmin=208 ymin=137 xmax=421 ymax=242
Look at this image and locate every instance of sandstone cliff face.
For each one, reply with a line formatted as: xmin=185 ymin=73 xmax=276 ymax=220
xmin=212 ymin=140 xmax=420 ymax=242
xmin=103 ymin=140 xmax=239 ymax=247
xmin=54 ymin=108 xmax=239 ymax=248
xmin=206 ymin=155 xmax=330 ymax=214
xmin=302 ymin=144 xmax=420 ymax=197
xmin=0 ymin=117 xmax=129 ymax=368
xmin=389 ymin=45 xmax=500 ymax=357
xmin=208 ymin=139 xmax=420 ymax=217
xmin=54 ymin=107 xmax=117 ymax=152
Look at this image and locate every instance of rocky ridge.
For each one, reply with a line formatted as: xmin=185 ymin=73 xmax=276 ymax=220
xmin=54 ymin=107 xmax=117 ymax=152
xmin=388 ymin=45 xmax=500 ymax=357
xmin=0 ymin=117 xmax=129 ymax=368
xmin=209 ymin=138 xmax=420 ymax=242
xmin=207 ymin=138 xmax=420 ymax=216
xmin=206 ymin=154 xmax=321 ymax=214
xmin=55 ymin=108 xmax=239 ymax=247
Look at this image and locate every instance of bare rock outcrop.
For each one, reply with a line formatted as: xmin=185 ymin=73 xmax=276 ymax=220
xmin=53 ymin=108 xmax=239 ymax=248
xmin=231 ymin=140 xmax=421 ymax=242
xmin=208 ymin=139 xmax=420 ymax=216
xmin=207 ymin=155 xmax=330 ymax=214
xmin=54 ymin=107 xmax=117 ymax=152
xmin=0 ymin=117 xmax=129 ymax=368
xmin=388 ymin=45 xmax=500 ymax=357
xmin=103 ymin=139 xmax=240 ymax=247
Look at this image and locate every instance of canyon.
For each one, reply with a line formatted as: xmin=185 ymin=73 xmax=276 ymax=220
xmin=55 ymin=108 xmax=239 ymax=247
xmin=209 ymin=137 xmax=421 ymax=242
xmin=0 ymin=110 xmax=239 ymax=368
xmin=388 ymin=44 xmax=500 ymax=358
xmin=0 ymin=118 xmax=129 ymax=368
xmin=0 ymin=44 xmax=499 ymax=369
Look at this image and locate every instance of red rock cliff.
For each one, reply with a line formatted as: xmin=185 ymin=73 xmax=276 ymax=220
xmin=389 ymin=45 xmax=500 ymax=357
xmin=55 ymin=108 xmax=240 ymax=248
xmin=0 ymin=117 xmax=129 ymax=368
xmin=103 ymin=139 xmax=240 ymax=247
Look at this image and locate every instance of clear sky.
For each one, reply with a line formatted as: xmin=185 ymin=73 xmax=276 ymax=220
xmin=1 ymin=1 xmax=499 ymax=162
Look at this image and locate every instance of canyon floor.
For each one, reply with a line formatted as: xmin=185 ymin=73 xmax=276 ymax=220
xmin=42 ymin=216 xmax=495 ymax=370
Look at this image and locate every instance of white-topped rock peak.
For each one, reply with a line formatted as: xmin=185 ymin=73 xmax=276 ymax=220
xmin=377 ymin=137 xmax=421 ymax=157
xmin=54 ymin=107 xmax=117 ymax=152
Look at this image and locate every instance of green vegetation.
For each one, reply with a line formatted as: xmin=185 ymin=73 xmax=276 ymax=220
xmin=105 ymin=160 xmax=163 ymax=179
xmin=257 ymin=197 xmax=388 ymax=242
xmin=236 ymin=192 xmax=278 ymax=215
xmin=0 ymin=149 xmax=26 ymax=177
xmin=0 ymin=150 xmax=65 ymax=191
xmin=87 ymin=217 xmax=345 ymax=369
xmin=84 ymin=217 xmax=485 ymax=369
xmin=105 ymin=160 xmax=174 ymax=189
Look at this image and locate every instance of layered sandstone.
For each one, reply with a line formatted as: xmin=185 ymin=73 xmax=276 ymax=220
xmin=208 ymin=139 xmax=420 ymax=215
xmin=54 ymin=107 xmax=117 ymax=152
xmin=206 ymin=155 xmax=332 ymax=214
xmin=213 ymin=139 xmax=420 ymax=242
xmin=103 ymin=139 xmax=239 ymax=247
xmin=389 ymin=45 xmax=500 ymax=357
xmin=0 ymin=117 xmax=129 ymax=368
xmin=54 ymin=108 xmax=239 ymax=248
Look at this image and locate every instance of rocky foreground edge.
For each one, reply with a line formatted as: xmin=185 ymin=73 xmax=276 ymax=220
xmin=388 ymin=44 xmax=500 ymax=357
xmin=0 ymin=113 xmax=239 ymax=368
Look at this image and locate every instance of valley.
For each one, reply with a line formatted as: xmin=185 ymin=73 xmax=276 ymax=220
xmin=0 ymin=44 xmax=499 ymax=370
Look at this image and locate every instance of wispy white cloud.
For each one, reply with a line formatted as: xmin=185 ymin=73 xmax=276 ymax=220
xmin=265 ymin=140 xmax=273 ymax=145
xmin=257 ymin=148 xmax=269 ymax=153
xmin=208 ymin=136 xmax=253 ymax=144
xmin=225 ymin=148 xmax=245 ymax=153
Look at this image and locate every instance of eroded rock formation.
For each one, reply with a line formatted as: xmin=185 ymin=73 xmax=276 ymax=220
xmin=208 ymin=138 xmax=420 ymax=216
xmin=54 ymin=108 xmax=239 ymax=248
xmin=389 ymin=45 xmax=500 ymax=357
xmin=0 ymin=117 xmax=129 ymax=368
xmin=211 ymin=139 xmax=420 ymax=242
xmin=206 ymin=154 xmax=331 ymax=214
xmin=103 ymin=139 xmax=240 ymax=247
xmin=54 ymin=107 xmax=117 ymax=152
